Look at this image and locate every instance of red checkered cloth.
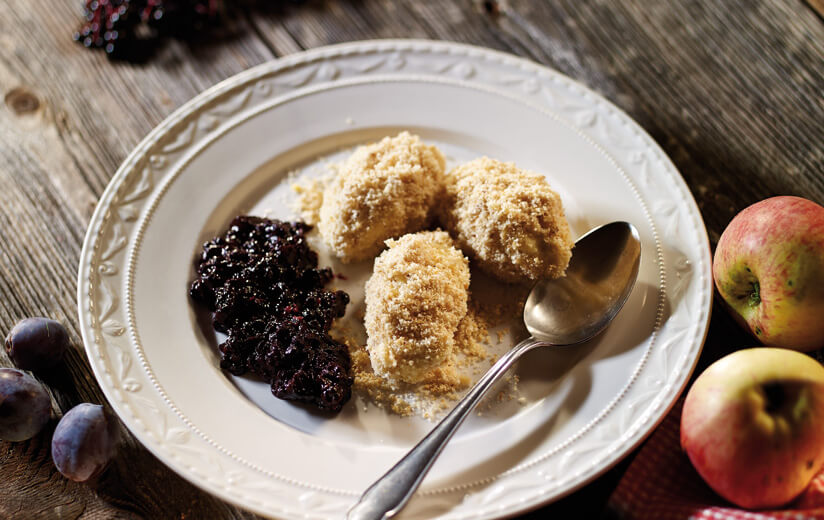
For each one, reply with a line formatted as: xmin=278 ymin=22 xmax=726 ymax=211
xmin=607 ymin=396 xmax=824 ymax=520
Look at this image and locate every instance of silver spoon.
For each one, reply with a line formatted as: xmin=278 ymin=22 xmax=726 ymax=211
xmin=347 ymin=221 xmax=642 ymax=520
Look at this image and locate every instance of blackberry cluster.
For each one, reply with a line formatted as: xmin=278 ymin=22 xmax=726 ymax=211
xmin=190 ymin=216 xmax=352 ymax=412
xmin=74 ymin=0 xmax=223 ymax=59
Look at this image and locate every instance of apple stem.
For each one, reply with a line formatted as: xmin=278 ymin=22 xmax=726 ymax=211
xmin=748 ymin=281 xmax=761 ymax=307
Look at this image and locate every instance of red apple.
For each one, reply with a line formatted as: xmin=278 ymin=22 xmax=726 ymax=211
xmin=713 ymin=196 xmax=824 ymax=351
xmin=681 ymin=348 xmax=824 ymax=509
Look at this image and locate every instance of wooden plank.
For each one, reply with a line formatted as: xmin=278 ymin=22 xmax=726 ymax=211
xmin=0 ymin=0 xmax=274 ymax=517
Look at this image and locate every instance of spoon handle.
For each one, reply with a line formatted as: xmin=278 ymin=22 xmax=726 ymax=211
xmin=346 ymin=337 xmax=543 ymax=520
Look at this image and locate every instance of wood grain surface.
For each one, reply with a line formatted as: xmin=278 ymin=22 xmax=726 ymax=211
xmin=1 ymin=0 xmax=822 ymax=518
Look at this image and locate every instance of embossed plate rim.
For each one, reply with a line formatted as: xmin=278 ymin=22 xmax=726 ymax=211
xmin=77 ymin=39 xmax=712 ymax=519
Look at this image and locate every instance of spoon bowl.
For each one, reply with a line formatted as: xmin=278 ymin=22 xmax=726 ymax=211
xmin=525 ymin=221 xmax=641 ymax=344
xmin=348 ymin=221 xmax=642 ymax=520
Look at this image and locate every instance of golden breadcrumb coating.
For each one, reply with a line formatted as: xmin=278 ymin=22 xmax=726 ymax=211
xmin=318 ymin=132 xmax=446 ymax=262
xmin=441 ymin=157 xmax=574 ymax=283
xmin=364 ymin=231 xmax=470 ymax=383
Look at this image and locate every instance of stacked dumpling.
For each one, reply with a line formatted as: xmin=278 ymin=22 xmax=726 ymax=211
xmin=440 ymin=157 xmax=574 ymax=283
xmin=318 ymin=132 xmax=445 ymax=263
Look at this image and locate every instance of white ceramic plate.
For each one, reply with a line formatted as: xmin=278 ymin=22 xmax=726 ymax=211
xmin=77 ymin=40 xmax=712 ymax=519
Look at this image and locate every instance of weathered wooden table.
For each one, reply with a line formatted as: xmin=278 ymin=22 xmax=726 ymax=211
xmin=1 ymin=1 xmax=822 ymax=518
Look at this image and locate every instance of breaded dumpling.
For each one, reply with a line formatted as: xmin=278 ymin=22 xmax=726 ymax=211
xmin=318 ymin=132 xmax=446 ymax=262
xmin=441 ymin=157 xmax=574 ymax=284
xmin=364 ymin=231 xmax=470 ymax=383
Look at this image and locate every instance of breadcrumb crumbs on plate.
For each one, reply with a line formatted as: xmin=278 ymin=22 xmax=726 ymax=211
xmin=291 ymin=176 xmax=329 ymax=225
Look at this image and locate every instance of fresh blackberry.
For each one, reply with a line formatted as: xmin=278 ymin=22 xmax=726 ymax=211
xmin=73 ymin=0 xmax=139 ymax=55
xmin=74 ymin=0 xmax=224 ymax=60
xmin=146 ymin=0 xmax=223 ymax=37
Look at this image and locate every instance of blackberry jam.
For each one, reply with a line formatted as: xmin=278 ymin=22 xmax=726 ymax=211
xmin=190 ymin=216 xmax=352 ymax=412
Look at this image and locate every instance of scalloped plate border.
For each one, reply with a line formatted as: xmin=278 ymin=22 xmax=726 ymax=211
xmin=77 ymin=40 xmax=712 ymax=519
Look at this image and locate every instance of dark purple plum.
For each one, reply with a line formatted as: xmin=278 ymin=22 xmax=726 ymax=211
xmin=51 ymin=403 xmax=119 ymax=482
xmin=5 ymin=317 xmax=70 ymax=372
xmin=0 ymin=368 xmax=52 ymax=441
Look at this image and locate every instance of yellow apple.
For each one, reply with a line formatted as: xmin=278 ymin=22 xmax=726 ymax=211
xmin=681 ymin=348 xmax=824 ymax=509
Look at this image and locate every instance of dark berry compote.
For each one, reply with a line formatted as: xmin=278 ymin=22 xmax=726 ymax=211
xmin=190 ymin=216 xmax=352 ymax=412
